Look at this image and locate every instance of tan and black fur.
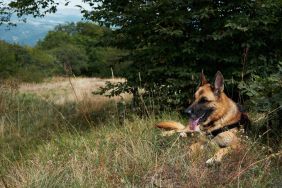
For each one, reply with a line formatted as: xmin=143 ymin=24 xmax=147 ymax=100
xmin=156 ymin=71 xmax=249 ymax=165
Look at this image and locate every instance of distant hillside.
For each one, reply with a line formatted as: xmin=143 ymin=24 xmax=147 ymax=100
xmin=0 ymin=9 xmax=82 ymax=46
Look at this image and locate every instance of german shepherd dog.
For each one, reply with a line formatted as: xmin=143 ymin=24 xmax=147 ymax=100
xmin=156 ymin=71 xmax=249 ymax=165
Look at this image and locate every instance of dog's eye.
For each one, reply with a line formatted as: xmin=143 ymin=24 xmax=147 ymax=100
xmin=199 ymin=97 xmax=209 ymax=104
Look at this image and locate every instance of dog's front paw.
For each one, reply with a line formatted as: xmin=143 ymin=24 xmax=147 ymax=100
xmin=179 ymin=132 xmax=187 ymax=137
xmin=205 ymin=157 xmax=221 ymax=166
xmin=160 ymin=130 xmax=176 ymax=137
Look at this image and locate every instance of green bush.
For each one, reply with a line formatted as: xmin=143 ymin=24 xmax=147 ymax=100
xmin=0 ymin=41 xmax=58 ymax=82
xmin=239 ymin=62 xmax=282 ymax=146
xmin=83 ymin=0 xmax=282 ymax=110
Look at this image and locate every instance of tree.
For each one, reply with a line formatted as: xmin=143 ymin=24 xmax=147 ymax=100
xmin=0 ymin=40 xmax=57 ymax=81
xmin=80 ymin=0 xmax=282 ymax=110
xmin=50 ymin=44 xmax=89 ymax=75
xmin=37 ymin=22 xmax=127 ymax=77
xmin=0 ymin=40 xmax=17 ymax=78
xmin=0 ymin=0 xmax=70 ymax=25
xmin=1 ymin=0 xmax=282 ymax=112
xmin=37 ymin=31 xmax=73 ymax=50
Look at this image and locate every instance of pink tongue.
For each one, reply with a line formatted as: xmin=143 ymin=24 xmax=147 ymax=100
xmin=189 ymin=118 xmax=200 ymax=130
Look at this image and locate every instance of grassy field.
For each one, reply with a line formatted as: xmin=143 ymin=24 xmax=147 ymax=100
xmin=0 ymin=77 xmax=281 ymax=187
xmin=19 ymin=77 xmax=128 ymax=104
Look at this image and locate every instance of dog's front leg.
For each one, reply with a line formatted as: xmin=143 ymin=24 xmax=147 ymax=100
xmin=176 ymin=126 xmax=196 ymax=137
xmin=189 ymin=136 xmax=207 ymax=154
xmin=205 ymin=147 xmax=230 ymax=165
xmin=189 ymin=142 xmax=204 ymax=153
xmin=205 ymin=131 xmax=239 ymax=165
xmin=160 ymin=130 xmax=176 ymax=137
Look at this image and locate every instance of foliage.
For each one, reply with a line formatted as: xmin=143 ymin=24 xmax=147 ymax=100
xmin=37 ymin=22 xmax=128 ymax=77
xmin=0 ymin=40 xmax=57 ymax=82
xmin=49 ymin=44 xmax=89 ymax=75
xmin=238 ymin=62 xmax=282 ymax=145
xmin=0 ymin=0 xmax=69 ymax=25
xmin=0 ymin=40 xmax=17 ymax=77
xmin=82 ymin=0 xmax=282 ymax=113
xmin=37 ymin=31 xmax=73 ymax=50
xmin=87 ymin=47 xmax=128 ymax=77
xmin=239 ymin=62 xmax=282 ymax=112
xmin=0 ymin=21 xmax=127 ymax=81
xmin=0 ymin=1 xmax=14 ymax=26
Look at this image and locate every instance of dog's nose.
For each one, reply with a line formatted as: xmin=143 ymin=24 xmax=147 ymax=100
xmin=184 ymin=108 xmax=193 ymax=116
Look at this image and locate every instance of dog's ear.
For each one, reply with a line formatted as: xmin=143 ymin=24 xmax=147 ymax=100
xmin=200 ymin=70 xmax=208 ymax=86
xmin=214 ymin=71 xmax=224 ymax=95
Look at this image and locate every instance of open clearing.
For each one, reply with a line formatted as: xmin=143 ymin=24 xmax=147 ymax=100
xmin=19 ymin=77 xmax=128 ymax=104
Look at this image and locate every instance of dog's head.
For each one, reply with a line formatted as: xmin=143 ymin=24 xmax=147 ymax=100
xmin=185 ymin=71 xmax=225 ymax=131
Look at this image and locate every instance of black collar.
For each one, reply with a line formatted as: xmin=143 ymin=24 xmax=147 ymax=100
xmin=208 ymin=122 xmax=241 ymax=137
xmin=205 ymin=111 xmax=250 ymax=138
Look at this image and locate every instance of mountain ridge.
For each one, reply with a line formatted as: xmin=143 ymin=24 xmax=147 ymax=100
xmin=0 ymin=9 xmax=83 ymax=46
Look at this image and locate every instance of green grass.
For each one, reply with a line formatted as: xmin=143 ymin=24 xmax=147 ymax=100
xmin=0 ymin=88 xmax=281 ymax=187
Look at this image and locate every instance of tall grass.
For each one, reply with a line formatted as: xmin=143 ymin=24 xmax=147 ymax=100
xmin=0 ymin=80 xmax=281 ymax=187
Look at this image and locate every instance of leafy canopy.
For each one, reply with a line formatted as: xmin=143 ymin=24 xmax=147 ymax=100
xmin=0 ymin=0 xmax=71 ymax=25
xmin=80 ymin=0 xmax=282 ymax=109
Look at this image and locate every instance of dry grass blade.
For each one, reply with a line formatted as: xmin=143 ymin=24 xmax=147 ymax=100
xmin=230 ymin=151 xmax=282 ymax=183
